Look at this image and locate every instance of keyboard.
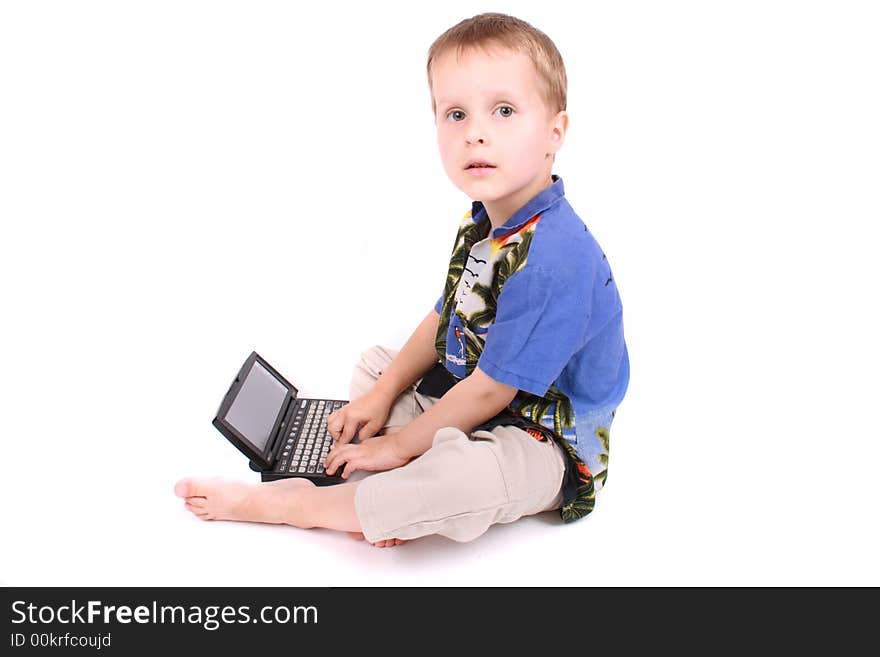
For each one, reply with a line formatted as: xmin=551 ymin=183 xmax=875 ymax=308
xmin=276 ymin=399 xmax=345 ymax=475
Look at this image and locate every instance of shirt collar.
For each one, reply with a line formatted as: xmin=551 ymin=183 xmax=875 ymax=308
xmin=470 ymin=175 xmax=566 ymax=239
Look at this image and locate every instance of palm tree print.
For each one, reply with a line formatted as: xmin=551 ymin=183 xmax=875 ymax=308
xmin=511 ymin=386 xmax=576 ymax=438
xmin=436 ymin=214 xmax=535 ymax=375
xmin=466 ymin=282 xmax=496 ymax=329
xmin=594 ymin=427 xmax=610 ymax=488
xmin=558 ymin=438 xmax=596 ymax=523
xmin=490 ymin=229 xmax=533 ymax=300
xmin=435 ymin=215 xmax=490 ymax=360
xmin=433 ymin=209 xmax=599 ymax=523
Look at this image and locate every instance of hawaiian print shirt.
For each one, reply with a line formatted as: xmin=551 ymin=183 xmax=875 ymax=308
xmin=433 ymin=175 xmax=630 ymax=522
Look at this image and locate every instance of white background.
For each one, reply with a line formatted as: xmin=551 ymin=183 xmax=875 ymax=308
xmin=2 ymin=0 xmax=878 ymax=586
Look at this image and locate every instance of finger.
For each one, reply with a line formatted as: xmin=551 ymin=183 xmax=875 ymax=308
xmin=326 ymin=409 xmax=346 ymax=440
xmin=325 ymin=442 xmax=343 ymax=471
xmin=325 ymin=444 xmax=351 ymax=476
xmin=324 ymin=448 xmax=338 ymax=475
xmin=331 ymin=419 xmax=353 ymax=444
xmin=357 ymin=419 xmax=382 ymax=442
xmin=341 ymin=457 xmax=360 ymax=480
xmin=339 ymin=418 xmax=362 ymax=445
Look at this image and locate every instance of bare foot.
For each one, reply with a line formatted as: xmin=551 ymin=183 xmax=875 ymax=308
xmin=174 ymin=477 xmax=315 ymax=526
xmin=345 ymin=531 xmax=408 ymax=548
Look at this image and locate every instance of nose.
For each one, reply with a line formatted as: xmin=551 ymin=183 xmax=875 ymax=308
xmin=466 ymin=120 xmax=487 ymax=145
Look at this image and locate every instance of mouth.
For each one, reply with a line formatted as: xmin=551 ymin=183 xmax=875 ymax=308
xmin=464 ymin=160 xmax=497 ymax=177
xmin=464 ymin=160 xmax=496 ymax=170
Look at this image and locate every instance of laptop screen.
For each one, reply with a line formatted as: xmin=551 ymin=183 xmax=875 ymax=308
xmin=225 ymin=360 xmax=289 ymax=453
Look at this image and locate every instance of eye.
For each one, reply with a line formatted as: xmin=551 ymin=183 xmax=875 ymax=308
xmin=447 ymin=109 xmax=466 ymax=122
xmin=494 ymin=105 xmax=514 ymax=118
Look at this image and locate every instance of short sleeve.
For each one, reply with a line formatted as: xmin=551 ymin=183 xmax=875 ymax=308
xmin=478 ymin=265 xmax=593 ymax=397
xmin=434 ymin=294 xmax=443 ymax=314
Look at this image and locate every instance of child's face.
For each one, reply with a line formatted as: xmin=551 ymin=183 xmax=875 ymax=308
xmin=431 ymin=45 xmax=566 ymax=220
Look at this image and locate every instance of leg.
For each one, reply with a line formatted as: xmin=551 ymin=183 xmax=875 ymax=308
xmin=350 ymin=346 xmax=439 ymax=431
xmin=175 ymin=477 xmax=406 ymax=547
xmin=341 ymin=345 xmax=439 ymax=545
xmin=174 ymin=346 xmax=432 ymax=548
xmin=175 ymin=476 xmax=358 ymax=529
xmin=354 ymin=425 xmax=566 ymax=544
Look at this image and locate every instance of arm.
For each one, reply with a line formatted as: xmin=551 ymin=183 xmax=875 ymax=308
xmin=390 ymin=366 xmax=518 ymax=459
xmin=325 ymin=364 xmax=518 ymax=479
xmin=327 ymin=308 xmax=441 ymax=444
xmin=371 ymin=308 xmax=442 ymax=404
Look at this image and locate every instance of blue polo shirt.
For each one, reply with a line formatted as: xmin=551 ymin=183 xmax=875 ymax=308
xmin=433 ymin=175 xmax=629 ymax=481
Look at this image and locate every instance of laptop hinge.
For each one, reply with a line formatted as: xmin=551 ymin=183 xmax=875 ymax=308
xmin=268 ymin=394 xmax=296 ymax=463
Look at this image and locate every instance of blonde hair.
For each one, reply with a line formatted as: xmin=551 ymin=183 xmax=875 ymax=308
xmin=426 ymin=12 xmax=567 ymax=118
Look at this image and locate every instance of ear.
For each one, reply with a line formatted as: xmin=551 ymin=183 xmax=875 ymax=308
xmin=547 ymin=110 xmax=569 ymax=155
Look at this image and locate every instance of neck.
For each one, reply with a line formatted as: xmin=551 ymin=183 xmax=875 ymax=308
xmin=483 ymin=173 xmax=554 ymax=230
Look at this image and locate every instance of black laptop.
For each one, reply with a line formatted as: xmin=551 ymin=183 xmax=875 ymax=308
xmin=212 ymin=351 xmax=348 ymax=484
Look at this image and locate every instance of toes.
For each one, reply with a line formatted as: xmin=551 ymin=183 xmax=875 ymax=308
xmin=370 ymin=538 xmax=406 ymax=547
xmin=185 ymin=502 xmax=209 ymax=516
xmin=184 ymin=502 xmax=211 ymax=520
xmin=174 ymin=478 xmax=194 ymax=498
xmin=186 ymin=498 xmax=207 ymax=509
xmin=350 ymin=535 xmax=406 ymax=548
xmin=185 ymin=504 xmax=214 ymax=520
xmin=175 ymin=477 xmax=212 ymax=498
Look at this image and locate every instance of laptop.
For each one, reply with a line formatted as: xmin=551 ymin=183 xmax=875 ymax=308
xmin=212 ymin=351 xmax=348 ymax=484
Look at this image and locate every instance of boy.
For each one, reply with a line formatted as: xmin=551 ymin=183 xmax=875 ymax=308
xmin=175 ymin=13 xmax=629 ymax=547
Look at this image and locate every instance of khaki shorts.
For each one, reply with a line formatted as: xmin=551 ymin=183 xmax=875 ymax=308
xmin=351 ymin=346 xmax=566 ymax=543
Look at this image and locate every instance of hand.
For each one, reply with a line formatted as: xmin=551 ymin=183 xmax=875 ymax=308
xmin=324 ymin=433 xmax=409 ymax=480
xmin=327 ymin=389 xmax=394 ymax=445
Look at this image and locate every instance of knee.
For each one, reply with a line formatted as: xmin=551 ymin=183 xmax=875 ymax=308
xmin=359 ymin=345 xmax=382 ymax=358
xmin=431 ymin=426 xmax=467 ymax=447
xmin=350 ymin=346 xmax=396 ymax=400
xmin=357 ymin=345 xmax=401 ymax=376
xmin=357 ymin=345 xmax=385 ymax=367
